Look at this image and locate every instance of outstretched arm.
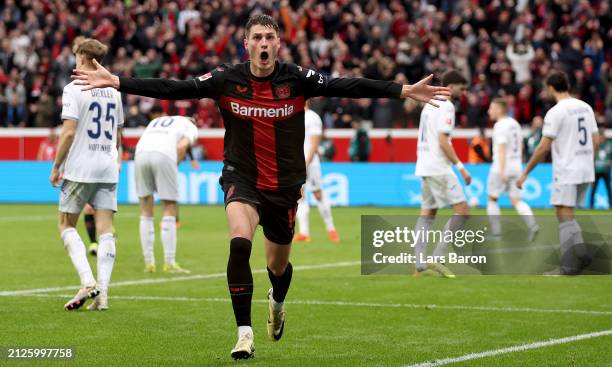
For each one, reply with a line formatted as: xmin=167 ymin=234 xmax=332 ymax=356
xmin=72 ymin=59 xmax=221 ymax=100
xmin=307 ymin=71 xmax=450 ymax=107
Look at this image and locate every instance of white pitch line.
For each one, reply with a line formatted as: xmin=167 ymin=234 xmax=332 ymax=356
xmin=0 ymin=261 xmax=360 ymax=296
xmin=10 ymin=293 xmax=612 ymax=316
xmin=0 ymin=212 xmax=140 ymax=223
xmin=404 ymin=329 xmax=612 ymax=367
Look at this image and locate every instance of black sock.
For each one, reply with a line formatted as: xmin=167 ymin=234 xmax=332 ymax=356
xmin=267 ymin=262 xmax=293 ymax=303
xmin=84 ymin=214 xmax=96 ymax=243
xmin=227 ymin=237 xmax=253 ymax=327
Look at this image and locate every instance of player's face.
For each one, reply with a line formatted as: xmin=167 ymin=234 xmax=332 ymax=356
xmin=245 ymin=24 xmax=280 ymax=75
xmin=488 ymin=103 xmax=499 ymax=121
xmin=450 ymin=84 xmax=467 ymax=99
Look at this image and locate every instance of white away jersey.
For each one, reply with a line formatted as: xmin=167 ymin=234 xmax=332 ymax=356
xmin=415 ymin=100 xmax=455 ymax=176
xmin=543 ymin=98 xmax=597 ymax=185
xmin=304 ymin=109 xmax=323 ymax=164
xmin=491 ymin=116 xmax=523 ymax=175
xmin=135 ymin=116 xmax=199 ymax=163
xmin=61 ymin=81 xmax=124 ymax=183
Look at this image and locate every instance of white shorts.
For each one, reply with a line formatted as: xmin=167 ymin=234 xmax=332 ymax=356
xmin=487 ymin=172 xmax=522 ymax=199
xmin=134 ymin=151 xmax=178 ymax=201
xmin=59 ymin=180 xmax=117 ymax=213
xmin=305 ymin=159 xmax=322 ymax=192
xmin=420 ymin=174 xmax=466 ymax=209
xmin=550 ymin=182 xmax=590 ymax=207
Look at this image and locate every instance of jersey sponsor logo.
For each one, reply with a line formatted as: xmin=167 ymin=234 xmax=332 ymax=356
xmin=229 ymin=101 xmax=295 ymax=118
xmin=235 ymin=85 xmax=248 ymax=94
xmin=275 ymin=84 xmax=291 ymax=99
xmin=198 ymin=72 xmax=212 ymax=81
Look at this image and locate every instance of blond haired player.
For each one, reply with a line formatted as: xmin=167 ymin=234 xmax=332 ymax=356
xmin=486 ymin=98 xmax=539 ymax=240
xmin=50 ymin=39 xmax=123 ymax=310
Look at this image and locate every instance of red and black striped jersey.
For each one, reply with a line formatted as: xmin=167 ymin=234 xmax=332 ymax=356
xmin=119 ymin=61 xmax=402 ymax=204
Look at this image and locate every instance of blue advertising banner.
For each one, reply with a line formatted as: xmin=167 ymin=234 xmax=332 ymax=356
xmin=0 ymin=161 xmax=610 ymax=209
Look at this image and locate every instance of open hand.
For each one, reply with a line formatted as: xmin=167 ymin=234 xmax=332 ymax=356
xmin=401 ymin=74 xmax=451 ymax=107
xmin=71 ymin=59 xmax=119 ymax=91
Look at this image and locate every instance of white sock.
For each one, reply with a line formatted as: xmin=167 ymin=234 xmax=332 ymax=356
xmin=433 ymin=215 xmax=468 ymax=258
xmin=139 ymin=216 xmax=155 ymax=265
xmin=515 ymin=200 xmax=537 ymax=229
xmin=238 ymin=325 xmax=253 ymax=338
xmin=486 ymin=200 xmax=502 ymax=236
xmin=316 ymin=197 xmax=335 ymax=231
xmin=97 ymin=233 xmax=116 ymax=295
xmin=414 ymin=216 xmax=434 ymax=271
xmin=296 ymin=197 xmax=310 ymax=236
xmin=161 ymin=216 xmax=177 ymax=265
xmin=61 ymin=228 xmax=95 ymax=287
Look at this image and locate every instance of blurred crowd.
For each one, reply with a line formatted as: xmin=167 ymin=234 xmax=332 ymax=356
xmin=0 ymin=0 xmax=610 ymax=129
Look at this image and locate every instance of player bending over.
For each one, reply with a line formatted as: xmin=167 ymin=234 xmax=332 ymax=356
xmin=134 ymin=110 xmax=198 ymax=274
xmin=486 ymin=98 xmax=539 ymax=241
xmin=72 ymin=14 xmax=449 ymax=359
xmin=51 ymin=39 xmax=123 ymax=311
xmin=517 ymin=71 xmax=598 ymax=275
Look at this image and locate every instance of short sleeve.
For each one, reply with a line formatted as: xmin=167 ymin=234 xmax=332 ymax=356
xmin=436 ymin=103 xmax=455 ymax=134
xmin=116 ymin=92 xmax=124 ymax=127
xmin=542 ymin=109 xmax=559 ymax=139
xmin=61 ymin=85 xmax=79 ymax=121
xmin=494 ymin=124 xmax=508 ymax=144
xmin=184 ymin=120 xmax=199 ymax=145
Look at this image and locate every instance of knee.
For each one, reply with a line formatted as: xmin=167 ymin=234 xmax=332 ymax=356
xmin=267 ymin=261 xmax=288 ymax=277
xmin=229 ymin=237 xmax=252 ymax=264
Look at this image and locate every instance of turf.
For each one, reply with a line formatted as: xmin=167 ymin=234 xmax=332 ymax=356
xmin=0 ymin=204 xmax=610 ymax=367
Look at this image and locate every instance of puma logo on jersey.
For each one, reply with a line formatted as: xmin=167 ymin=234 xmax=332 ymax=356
xmin=230 ymin=102 xmax=294 ymax=118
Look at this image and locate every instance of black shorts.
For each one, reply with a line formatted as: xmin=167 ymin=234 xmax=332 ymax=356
xmin=221 ymin=180 xmax=301 ymax=245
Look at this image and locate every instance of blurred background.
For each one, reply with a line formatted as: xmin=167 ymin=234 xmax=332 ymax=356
xmin=0 ymin=0 xmax=610 ymax=208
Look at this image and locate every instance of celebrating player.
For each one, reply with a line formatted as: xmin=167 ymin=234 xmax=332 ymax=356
xmin=486 ymin=98 xmax=539 ymax=241
xmin=72 ymin=14 xmax=450 ymax=359
xmin=294 ymin=101 xmax=339 ymax=243
xmin=413 ymin=70 xmax=471 ymax=279
xmin=134 ymin=111 xmax=198 ymax=274
xmin=517 ymin=71 xmax=598 ymax=275
xmin=50 ymin=39 xmax=123 ymax=311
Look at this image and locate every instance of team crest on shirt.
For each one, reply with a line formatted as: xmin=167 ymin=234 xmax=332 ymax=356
xmin=235 ymin=85 xmax=248 ymax=94
xmin=275 ymin=84 xmax=291 ymax=99
xmin=446 ymin=118 xmax=453 ymax=125
xmin=198 ymin=72 xmax=212 ymax=81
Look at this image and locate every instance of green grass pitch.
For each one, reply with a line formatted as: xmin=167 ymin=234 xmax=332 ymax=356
xmin=0 ymin=204 xmax=611 ymax=366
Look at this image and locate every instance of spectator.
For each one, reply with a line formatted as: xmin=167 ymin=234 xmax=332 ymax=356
xmin=36 ymin=128 xmax=57 ymax=161
xmin=506 ymin=42 xmax=535 ymax=84
xmin=5 ymin=79 xmax=26 ymax=127
xmin=32 ymin=90 xmax=57 ymax=128
xmin=467 ymin=127 xmax=491 ymax=163
xmin=318 ymin=133 xmax=336 ymax=162
xmin=524 ymin=116 xmax=543 ymax=161
xmin=349 ymin=122 xmax=371 ymax=162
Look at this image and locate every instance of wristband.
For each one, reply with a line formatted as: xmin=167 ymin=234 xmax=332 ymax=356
xmin=454 ymin=161 xmax=464 ymax=170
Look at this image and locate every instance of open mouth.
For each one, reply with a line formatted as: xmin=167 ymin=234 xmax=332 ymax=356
xmin=260 ymin=51 xmax=269 ymax=62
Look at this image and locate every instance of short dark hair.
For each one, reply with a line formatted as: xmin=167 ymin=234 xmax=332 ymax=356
xmin=441 ymin=70 xmax=467 ymax=86
xmin=545 ymin=71 xmax=570 ymax=92
xmin=491 ymin=97 xmax=507 ymax=111
xmin=245 ymin=14 xmax=280 ymax=37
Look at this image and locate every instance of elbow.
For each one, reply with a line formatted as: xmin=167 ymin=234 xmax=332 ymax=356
xmin=63 ymin=131 xmax=76 ymax=141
